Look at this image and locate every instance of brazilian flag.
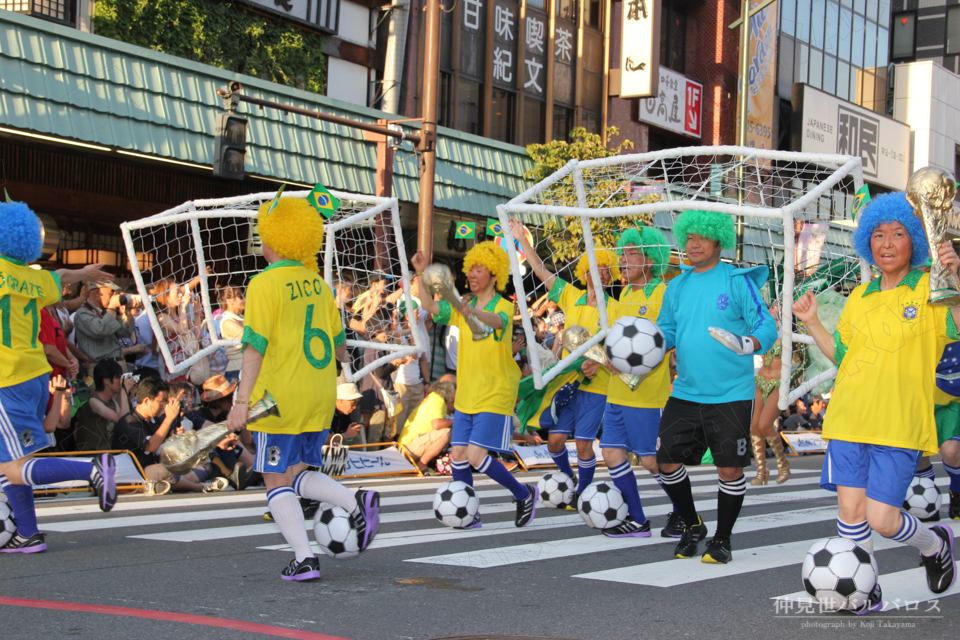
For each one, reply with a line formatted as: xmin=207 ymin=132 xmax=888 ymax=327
xmin=516 ymin=358 xmax=592 ymax=433
xmin=850 ymin=184 xmax=871 ymax=220
xmin=487 ymin=218 xmax=504 ymax=237
xmin=266 ymin=184 xmax=286 ymax=215
xmin=455 ymin=221 xmax=476 ymax=239
xmin=306 ymin=183 xmax=341 ymax=219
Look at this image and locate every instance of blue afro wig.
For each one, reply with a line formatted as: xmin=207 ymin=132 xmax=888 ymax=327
xmin=852 ymin=192 xmax=929 ymax=268
xmin=0 ymin=201 xmax=43 ymax=263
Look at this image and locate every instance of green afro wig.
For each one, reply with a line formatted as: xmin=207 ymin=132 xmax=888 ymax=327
xmin=463 ymin=241 xmax=511 ymax=291
xmin=257 ymin=197 xmax=324 ymax=274
xmin=673 ymin=210 xmax=736 ymax=251
xmin=616 ymin=226 xmax=671 ymax=276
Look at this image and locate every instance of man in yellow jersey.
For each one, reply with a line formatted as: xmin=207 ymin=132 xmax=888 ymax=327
xmin=0 ymin=199 xmax=118 ymax=553
xmin=226 ymin=196 xmax=379 ymax=582
xmin=509 ymin=218 xmax=617 ymax=503
xmin=600 ymin=226 xmax=682 ymax=538
xmin=412 ymin=242 xmax=537 ymax=529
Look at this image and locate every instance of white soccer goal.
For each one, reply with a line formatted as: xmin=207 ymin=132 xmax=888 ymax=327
xmin=120 ymin=189 xmax=423 ymax=384
xmin=499 ymin=146 xmax=869 ymax=410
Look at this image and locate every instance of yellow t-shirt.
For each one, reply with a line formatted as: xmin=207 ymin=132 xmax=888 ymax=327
xmin=398 ymin=392 xmax=448 ymax=446
xmin=0 ymin=257 xmax=61 ymax=388
xmin=824 ymin=270 xmax=958 ymax=455
xmin=547 ymin=277 xmax=611 ymax=395
xmin=434 ymin=294 xmax=520 ymax=415
xmin=606 ymin=280 xmax=671 ymax=408
xmin=242 ymin=261 xmax=344 ymax=434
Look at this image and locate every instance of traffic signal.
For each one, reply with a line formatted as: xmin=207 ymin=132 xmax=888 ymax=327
xmin=212 ymin=112 xmax=247 ymax=180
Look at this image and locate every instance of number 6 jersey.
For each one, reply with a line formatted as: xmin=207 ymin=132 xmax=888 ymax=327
xmin=0 ymin=256 xmax=61 ymax=387
xmin=242 ymin=260 xmax=344 ymax=434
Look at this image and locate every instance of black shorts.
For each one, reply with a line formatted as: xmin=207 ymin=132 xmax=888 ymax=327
xmin=656 ymin=397 xmax=753 ymax=468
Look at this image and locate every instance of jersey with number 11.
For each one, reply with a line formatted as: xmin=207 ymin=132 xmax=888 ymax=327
xmin=242 ymin=260 xmax=345 ymax=435
xmin=0 ymin=256 xmax=60 ymax=388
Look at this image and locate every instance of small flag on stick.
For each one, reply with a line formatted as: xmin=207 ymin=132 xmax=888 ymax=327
xmin=306 ymin=183 xmax=341 ymax=219
xmin=455 ymin=222 xmax=476 ymax=239
xmin=266 ymin=184 xmax=286 ymax=215
xmin=486 ymin=218 xmax=503 ymax=237
xmin=851 ymin=184 xmax=871 ymax=220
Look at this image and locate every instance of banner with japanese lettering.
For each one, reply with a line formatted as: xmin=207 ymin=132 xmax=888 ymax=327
xmin=619 ymin=0 xmax=660 ymax=98
xmin=492 ymin=0 xmax=519 ymax=89
xmin=523 ymin=8 xmax=547 ymax=99
xmin=337 ymin=446 xmax=418 ymax=478
xmin=745 ymin=0 xmax=777 ymax=153
xmin=459 ymin=0 xmax=487 ymax=80
xmin=638 ymin=66 xmax=702 ymax=138
xmin=553 ymin=17 xmax=576 ymax=105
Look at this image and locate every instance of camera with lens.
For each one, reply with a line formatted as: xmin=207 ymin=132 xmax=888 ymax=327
xmin=118 ymin=294 xmax=129 ymax=307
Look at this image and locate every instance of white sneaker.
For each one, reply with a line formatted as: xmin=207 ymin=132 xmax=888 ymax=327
xmin=154 ymin=480 xmax=172 ymax=495
xmin=202 ymin=477 xmax=230 ymax=493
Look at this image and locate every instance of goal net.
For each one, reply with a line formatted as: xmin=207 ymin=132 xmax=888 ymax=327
xmin=499 ymin=146 xmax=868 ymax=410
xmin=120 ymin=189 xmax=422 ymax=384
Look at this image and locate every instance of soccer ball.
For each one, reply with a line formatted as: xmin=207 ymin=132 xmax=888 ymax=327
xmin=313 ymin=503 xmax=360 ymax=559
xmin=801 ymin=537 xmax=878 ymax=611
xmin=605 ymin=317 xmax=666 ymax=377
xmin=538 ymin=472 xmax=575 ymax=509
xmin=433 ymin=481 xmax=480 ymax=528
xmin=578 ymin=482 xmax=628 ymax=529
xmin=903 ymin=476 xmax=942 ymax=520
xmin=0 ymin=495 xmax=15 ymax=547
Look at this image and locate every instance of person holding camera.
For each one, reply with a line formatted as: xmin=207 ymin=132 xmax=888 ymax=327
xmin=73 ymin=281 xmax=140 ymax=372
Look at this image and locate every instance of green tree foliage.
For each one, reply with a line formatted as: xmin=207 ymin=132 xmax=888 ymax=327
xmin=94 ymin=0 xmax=327 ymax=94
xmin=524 ymin=126 xmax=657 ymax=264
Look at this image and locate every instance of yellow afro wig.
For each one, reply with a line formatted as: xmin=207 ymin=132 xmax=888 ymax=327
xmin=575 ymin=249 xmax=620 ymax=286
xmin=463 ymin=241 xmax=511 ymax=291
xmin=257 ymin=197 xmax=324 ymax=274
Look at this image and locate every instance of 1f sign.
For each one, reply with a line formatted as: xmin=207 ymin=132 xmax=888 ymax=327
xmin=620 ymin=0 xmax=660 ymax=98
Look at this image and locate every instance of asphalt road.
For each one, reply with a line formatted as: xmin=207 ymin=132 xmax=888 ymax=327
xmin=2 ymin=455 xmax=958 ymax=640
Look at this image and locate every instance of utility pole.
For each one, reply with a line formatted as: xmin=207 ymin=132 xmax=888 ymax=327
xmin=418 ymin=0 xmax=442 ymax=264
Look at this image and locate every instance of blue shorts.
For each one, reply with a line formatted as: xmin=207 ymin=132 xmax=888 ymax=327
xmin=452 ymin=411 xmax=514 ymax=454
xmin=600 ymin=403 xmax=662 ymax=457
xmin=820 ymin=440 xmax=924 ymax=508
xmin=252 ymin=429 xmax=329 ymax=473
xmin=0 ymin=374 xmax=50 ymax=463
xmin=554 ymin=389 xmax=606 ymax=441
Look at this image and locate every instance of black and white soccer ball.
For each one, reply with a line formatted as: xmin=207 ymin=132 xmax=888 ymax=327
xmin=605 ymin=317 xmax=666 ymax=377
xmin=313 ymin=503 xmax=360 ymax=559
xmin=578 ymin=481 xmax=628 ymax=529
xmin=433 ymin=481 xmax=480 ymax=528
xmin=903 ymin=476 xmax=942 ymax=519
xmin=801 ymin=537 xmax=878 ymax=611
xmin=537 ymin=472 xmax=575 ymax=509
xmin=0 ymin=494 xmax=15 ymax=547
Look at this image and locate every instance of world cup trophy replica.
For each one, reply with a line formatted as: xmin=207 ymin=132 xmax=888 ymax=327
xmin=906 ymin=166 xmax=960 ymax=306
xmin=420 ymin=263 xmax=492 ymax=340
xmin=562 ymin=325 xmax=641 ymax=390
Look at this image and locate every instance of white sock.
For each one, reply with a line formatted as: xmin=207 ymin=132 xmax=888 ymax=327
xmin=837 ymin=518 xmax=874 ymax=554
xmin=292 ymin=470 xmax=356 ymax=512
xmin=267 ymin=487 xmax=313 ymax=562
xmin=888 ymin=511 xmax=942 ymax=556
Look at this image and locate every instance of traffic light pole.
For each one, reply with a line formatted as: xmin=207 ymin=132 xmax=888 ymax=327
xmin=417 ymin=0 xmax=442 ymax=264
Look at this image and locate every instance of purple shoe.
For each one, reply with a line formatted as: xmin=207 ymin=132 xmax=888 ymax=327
xmin=515 ymin=484 xmax=538 ymax=527
xmin=455 ymin=513 xmax=482 ymax=530
xmin=0 ymin=532 xmax=46 ymax=554
xmin=280 ymin=557 xmax=321 ymax=581
xmin=603 ymin=517 xmax=652 ymax=538
xmin=90 ymin=453 xmax=117 ymax=513
xmin=849 ymin=583 xmax=883 ymax=615
xmin=352 ymin=489 xmax=381 ymax=551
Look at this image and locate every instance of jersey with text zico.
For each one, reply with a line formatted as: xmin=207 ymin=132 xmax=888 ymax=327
xmin=434 ymin=294 xmax=520 ymax=416
xmin=657 ymin=262 xmax=776 ymax=404
xmin=0 ymin=256 xmax=61 ymax=388
xmin=547 ymin=277 xmax=611 ymax=395
xmin=242 ymin=261 xmax=344 ymax=435
xmin=606 ymin=280 xmax=671 ymax=408
xmin=824 ymin=270 xmax=958 ymax=455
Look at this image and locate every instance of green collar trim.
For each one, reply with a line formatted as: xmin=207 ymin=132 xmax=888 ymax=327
xmin=0 ymin=255 xmax=25 ymax=266
xmin=625 ymin=277 xmax=662 ymax=299
xmin=470 ymin=293 xmax=503 ymax=313
xmin=862 ymin=269 xmax=923 ymax=296
xmin=575 ymin=289 xmax=611 ymax=306
xmin=261 ymin=259 xmax=304 ymax=274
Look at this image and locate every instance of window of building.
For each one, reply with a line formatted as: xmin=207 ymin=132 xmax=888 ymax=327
xmin=809 ymin=48 xmax=823 ymax=89
xmin=455 ymin=79 xmax=483 ymax=136
xmin=811 ymin=0 xmax=825 ymax=49
xmin=877 ymin=25 xmax=889 ymax=67
xmin=797 ymin=0 xmax=811 ymax=43
xmin=523 ymin=99 xmax=546 ymax=146
xmin=490 ymin=89 xmax=517 ymax=144
xmin=891 ymin=12 xmax=915 ymax=60
xmin=822 ymin=54 xmax=837 ymax=94
xmin=864 ymin=19 xmax=877 ymax=69
xmin=947 ymin=7 xmax=960 ymax=56
xmin=527 ymin=0 xmax=545 ymax=8
xmin=582 ymin=110 xmax=600 ymax=134
xmin=838 ymin=7 xmax=852 ymax=61
xmin=553 ymin=105 xmax=575 ymax=142
xmin=660 ymin=0 xmax=687 ymax=72
xmin=824 ymin=1 xmax=839 ymax=56
xmin=781 ymin=0 xmax=796 ymax=36
xmin=836 ymin=60 xmax=850 ymax=101
xmin=852 ymin=13 xmax=864 ymax=67
xmin=556 ymin=0 xmax=577 ymax=21
xmin=0 ymin=0 xmax=76 ymax=25
xmin=795 ymin=42 xmax=809 ymax=85
xmin=586 ymin=0 xmax=601 ymax=30
xmin=437 ymin=72 xmax=453 ymax=129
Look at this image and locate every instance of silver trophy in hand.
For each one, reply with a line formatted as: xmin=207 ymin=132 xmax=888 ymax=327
xmin=563 ymin=325 xmax=642 ymax=390
xmin=906 ymin=166 xmax=960 ymax=306
xmin=421 ymin=263 xmax=492 ymax=340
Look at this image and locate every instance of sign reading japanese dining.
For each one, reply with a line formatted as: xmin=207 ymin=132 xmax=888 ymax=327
xmin=638 ymin=66 xmax=702 ymax=139
xmin=523 ymin=8 xmax=547 ymax=98
xmin=619 ymin=0 xmax=660 ymax=98
xmin=492 ymin=0 xmax=519 ymax=89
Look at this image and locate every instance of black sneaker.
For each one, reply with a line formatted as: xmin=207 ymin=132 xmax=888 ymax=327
xmin=90 ymin=453 xmax=117 ymax=512
xmin=919 ymin=511 xmax=942 ymax=522
xmin=701 ymin=536 xmax=732 ymax=564
xmin=920 ymin=524 xmax=956 ymax=594
xmin=515 ymin=484 xmax=538 ymax=527
xmin=950 ymin=491 xmax=960 ymax=520
xmin=280 ymin=557 xmax=321 ymax=582
xmin=352 ymin=489 xmax=381 ymax=551
xmin=565 ymin=492 xmax=579 ymax=512
xmin=674 ymin=517 xmax=708 ymax=559
xmin=228 ymin=462 xmax=248 ymax=491
xmin=0 ymin=532 xmax=46 ymax=554
xmin=301 ymin=498 xmax=320 ymax=520
xmin=846 ymin=582 xmax=883 ymax=615
xmin=455 ymin=513 xmax=482 ymax=530
xmin=602 ymin=517 xmax=651 ymax=538
xmin=263 ymin=511 xmax=274 ymax=522
xmin=661 ymin=511 xmax=684 ymax=538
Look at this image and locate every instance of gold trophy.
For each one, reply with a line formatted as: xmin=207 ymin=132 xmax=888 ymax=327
xmin=420 ymin=263 xmax=492 ymax=340
xmin=160 ymin=391 xmax=280 ymax=475
xmin=906 ymin=166 xmax=960 ymax=306
xmin=563 ymin=325 xmax=642 ymax=391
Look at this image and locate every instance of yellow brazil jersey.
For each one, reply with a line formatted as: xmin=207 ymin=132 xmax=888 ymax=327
xmin=434 ymin=294 xmax=520 ymax=415
xmin=547 ymin=277 xmax=611 ymax=395
xmin=399 ymin=392 xmax=447 ymax=446
xmin=606 ymin=280 xmax=671 ymax=408
xmin=0 ymin=256 xmax=61 ymax=388
xmin=823 ymin=270 xmax=958 ymax=455
xmin=242 ymin=260 xmax=344 ymax=435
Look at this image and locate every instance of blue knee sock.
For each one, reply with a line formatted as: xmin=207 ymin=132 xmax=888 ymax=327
xmin=943 ymin=463 xmax=960 ymax=493
xmin=451 ymin=460 xmax=473 ymax=486
xmin=21 ymin=458 xmax=93 ymax=486
xmin=609 ymin=461 xmax=645 ymax=523
xmin=477 ymin=456 xmax=529 ymax=501
xmin=576 ymin=455 xmax=597 ymax=493
xmin=916 ymin=465 xmax=937 ymax=480
xmin=550 ymin=449 xmax=575 ymax=479
xmin=652 ymin=473 xmax=680 ymax=511
xmin=1 ymin=476 xmax=38 ymax=537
